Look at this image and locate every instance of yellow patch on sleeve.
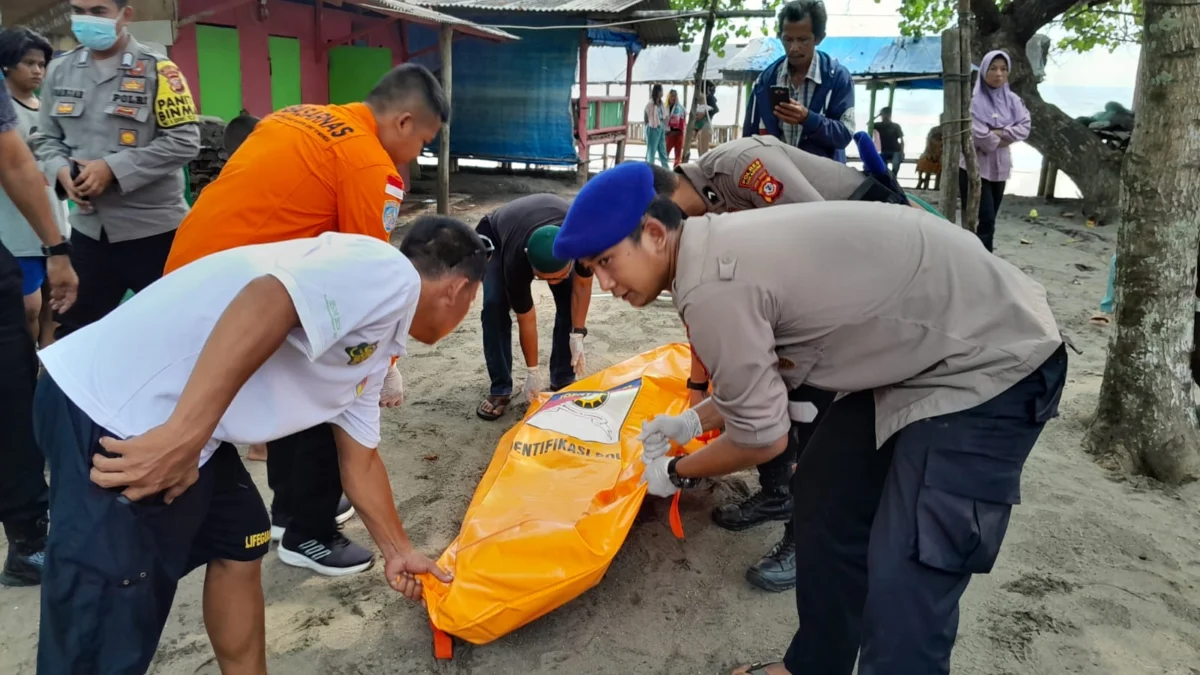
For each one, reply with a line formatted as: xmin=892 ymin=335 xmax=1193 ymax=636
xmin=153 ymin=60 xmax=199 ymax=129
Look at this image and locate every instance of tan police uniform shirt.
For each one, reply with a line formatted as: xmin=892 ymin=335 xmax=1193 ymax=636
xmin=675 ymin=135 xmax=867 ymax=212
xmin=672 ymin=201 xmax=1062 ymax=448
xmin=33 ymin=38 xmax=200 ymax=242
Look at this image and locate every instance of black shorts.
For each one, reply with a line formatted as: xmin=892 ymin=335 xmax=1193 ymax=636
xmin=32 ymin=374 xmax=270 ymax=674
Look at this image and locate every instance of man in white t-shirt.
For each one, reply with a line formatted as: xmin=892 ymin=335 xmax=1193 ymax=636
xmin=33 ymin=216 xmax=490 ymax=674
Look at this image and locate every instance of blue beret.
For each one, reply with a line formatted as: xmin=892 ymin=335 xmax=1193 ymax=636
xmin=554 ymin=162 xmax=656 ymax=259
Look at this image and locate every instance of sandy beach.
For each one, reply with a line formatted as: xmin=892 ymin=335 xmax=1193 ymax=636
xmin=2 ymin=177 xmax=1198 ymax=675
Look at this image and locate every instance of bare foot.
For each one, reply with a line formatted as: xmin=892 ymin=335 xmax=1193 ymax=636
xmin=246 ymin=444 xmax=268 ymax=461
xmin=731 ymin=663 xmax=790 ymax=675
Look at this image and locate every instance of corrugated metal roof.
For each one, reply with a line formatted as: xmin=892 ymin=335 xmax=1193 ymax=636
xmin=414 ymin=0 xmax=645 ymax=12
xmin=720 ymin=36 xmax=944 ymax=85
xmin=412 ymin=0 xmax=677 ymax=45
xmin=866 ymin=36 xmax=942 ymax=78
xmin=349 ymin=0 xmax=520 ymax=41
xmin=585 ymin=44 xmax=743 ymax=83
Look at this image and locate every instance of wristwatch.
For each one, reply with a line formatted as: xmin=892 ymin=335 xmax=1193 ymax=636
xmin=42 ymin=241 xmax=72 ymax=257
xmin=571 ymin=327 xmax=588 ymax=337
xmin=686 ymin=379 xmax=709 ymax=391
xmin=667 ymin=457 xmax=699 ymax=489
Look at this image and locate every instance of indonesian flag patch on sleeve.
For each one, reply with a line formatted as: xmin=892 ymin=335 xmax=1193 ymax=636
xmin=385 ymin=175 xmax=406 ymax=201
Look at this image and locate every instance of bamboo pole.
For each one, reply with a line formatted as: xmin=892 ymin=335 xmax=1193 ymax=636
xmin=939 ymin=27 xmax=961 ymax=223
xmin=959 ymin=1 xmax=982 ymax=234
xmin=681 ymin=0 xmax=719 ymax=162
xmin=436 ymin=24 xmax=452 ymax=215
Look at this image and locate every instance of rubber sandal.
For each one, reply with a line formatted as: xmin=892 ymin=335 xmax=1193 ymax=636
xmin=476 ymin=395 xmax=510 ymax=421
xmin=1089 ymin=313 xmax=1111 ymax=326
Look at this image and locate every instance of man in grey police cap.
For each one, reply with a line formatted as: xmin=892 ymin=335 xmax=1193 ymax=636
xmin=554 ymin=162 xmax=1067 ymax=675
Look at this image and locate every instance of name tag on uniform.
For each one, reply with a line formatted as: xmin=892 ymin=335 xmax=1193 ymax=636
xmin=120 ymin=77 xmax=146 ymax=93
xmin=111 ymin=92 xmax=148 ymax=106
xmin=53 ymin=87 xmax=84 ymax=99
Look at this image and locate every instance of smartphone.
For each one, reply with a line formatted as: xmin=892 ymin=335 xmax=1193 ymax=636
xmin=769 ymin=86 xmax=791 ymax=108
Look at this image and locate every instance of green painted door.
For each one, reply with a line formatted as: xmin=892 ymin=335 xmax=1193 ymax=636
xmin=195 ymin=25 xmax=243 ymax=122
xmin=328 ymin=46 xmax=392 ymax=104
xmin=268 ymin=36 xmax=301 ymax=111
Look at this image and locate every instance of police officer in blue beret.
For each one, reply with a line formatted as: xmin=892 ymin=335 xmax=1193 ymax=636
xmin=554 ymin=162 xmax=1066 ymax=675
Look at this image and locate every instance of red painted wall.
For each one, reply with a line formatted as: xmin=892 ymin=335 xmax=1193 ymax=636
xmin=173 ymin=0 xmax=404 ymax=118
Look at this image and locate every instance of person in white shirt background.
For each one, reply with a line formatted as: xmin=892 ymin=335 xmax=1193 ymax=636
xmin=32 ymin=217 xmax=488 ymax=675
xmin=0 ymin=27 xmax=70 ymax=348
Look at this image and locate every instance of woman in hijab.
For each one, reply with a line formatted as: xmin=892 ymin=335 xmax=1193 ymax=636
xmin=961 ymin=50 xmax=1031 ymax=252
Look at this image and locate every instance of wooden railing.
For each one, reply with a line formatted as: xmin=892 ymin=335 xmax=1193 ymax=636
xmin=625 ymin=121 xmax=741 ymax=146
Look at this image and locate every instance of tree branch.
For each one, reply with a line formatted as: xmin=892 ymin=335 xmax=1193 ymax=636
xmin=971 ymin=0 xmax=1004 ymax=34
xmin=1009 ymin=0 xmax=1104 ymax=40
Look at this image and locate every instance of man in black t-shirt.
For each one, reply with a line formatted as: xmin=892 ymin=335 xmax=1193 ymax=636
xmin=475 ymin=194 xmax=593 ymax=420
xmin=874 ymin=107 xmax=905 ymax=177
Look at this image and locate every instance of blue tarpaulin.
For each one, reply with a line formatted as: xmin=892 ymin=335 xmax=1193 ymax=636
xmin=408 ymin=15 xmax=582 ymax=164
xmin=588 ymin=26 xmax=642 ymax=54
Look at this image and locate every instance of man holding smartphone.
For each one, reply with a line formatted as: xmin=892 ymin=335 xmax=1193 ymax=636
xmin=742 ymin=1 xmax=855 ymax=162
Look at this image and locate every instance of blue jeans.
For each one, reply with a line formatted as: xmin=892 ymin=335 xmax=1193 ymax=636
xmin=881 ymin=152 xmax=904 ymax=177
xmin=785 ymin=346 xmax=1067 ymax=675
xmin=480 ymin=256 xmax=575 ymax=397
xmin=645 ymin=126 xmax=669 ymax=168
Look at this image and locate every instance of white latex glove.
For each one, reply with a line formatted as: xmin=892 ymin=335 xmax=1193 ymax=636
xmin=641 ymin=455 xmax=676 ymax=497
xmin=380 ymin=363 xmax=404 ymax=408
xmin=569 ymin=333 xmax=586 ymax=379
xmin=523 ymin=366 xmax=544 ymax=402
xmin=637 ymin=409 xmax=703 ymax=461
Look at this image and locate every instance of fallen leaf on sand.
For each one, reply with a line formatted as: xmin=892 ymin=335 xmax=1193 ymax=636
xmin=424 ymin=455 xmax=439 ymax=461
xmin=1020 ymin=238 xmax=1033 ymax=245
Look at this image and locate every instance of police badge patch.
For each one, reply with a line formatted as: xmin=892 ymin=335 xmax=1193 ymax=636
xmin=757 ymin=176 xmax=784 ymax=203
xmin=383 ymin=200 xmax=401 ymax=233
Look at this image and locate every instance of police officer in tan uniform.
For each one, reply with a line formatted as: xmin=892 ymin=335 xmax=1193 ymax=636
xmin=554 ymin=162 xmax=1067 ymax=675
xmin=666 ymin=134 xmax=902 ymax=214
xmin=34 ymin=0 xmax=200 ymax=338
xmin=648 ymin=133 xmax=910 ymax=593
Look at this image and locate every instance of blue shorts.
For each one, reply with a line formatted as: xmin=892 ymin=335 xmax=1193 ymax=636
xmin=32 ymin=375 xmax=271 ymax=674
xmin=16 ymin=256 xmax=45 ymax=296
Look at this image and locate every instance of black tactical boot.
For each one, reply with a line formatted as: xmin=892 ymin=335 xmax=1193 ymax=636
xmin=711 ymin=487 xmax=793 ymax=531
xmin=1 ymin=515 xmax=48 ymax=587
xmin=745 ymin=528 xmax=796 ymax=593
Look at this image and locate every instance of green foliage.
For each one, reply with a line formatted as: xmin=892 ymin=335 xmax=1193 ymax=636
xmin=882 ymin=0 xmax=1143 ymax=53
xmin=671 ymin=0 xmax=782 ymax=57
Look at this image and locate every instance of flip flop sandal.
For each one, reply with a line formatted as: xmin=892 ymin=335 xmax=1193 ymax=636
xmin=744 ymin=663 xmax=784 ymax=675
xmin=476 ymin=395 xmax=510 ymax=421
xmin=1089 ymin=313 xmax=1111 ymax=326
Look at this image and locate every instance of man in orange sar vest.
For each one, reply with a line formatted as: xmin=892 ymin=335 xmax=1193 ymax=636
xmin=163 ymin=63 xmax=447 ymax=578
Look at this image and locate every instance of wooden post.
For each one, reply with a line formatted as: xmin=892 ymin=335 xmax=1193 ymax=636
xmin=939 ymin=27 xmax=961 ymax=223
xmin=1037 ymin=155 xmax=1050 ymax=197
xmin=437 ymin=24 xmax=452 ymax=215
xmin=602 ymin=83 xmax=611 ymax=169
xmin=734 ymin=79 xmax=743 ymax=131
xmin=576 ymin=30 xmax=590 ymax=185
xmin=1044 ymin=161 xmax=1058 ymax=200
xmin=615 ymin=50 xmax=636 ymax=163
xmin=682 ymin=0 xmax=720 ymax=162
xmin=959 ymin=2 xmax=982 ymax=234
xmin=867 ymin=84 xmax=878 ymax=135
xmin=887 ymin=81 xmax=896 ymax=110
